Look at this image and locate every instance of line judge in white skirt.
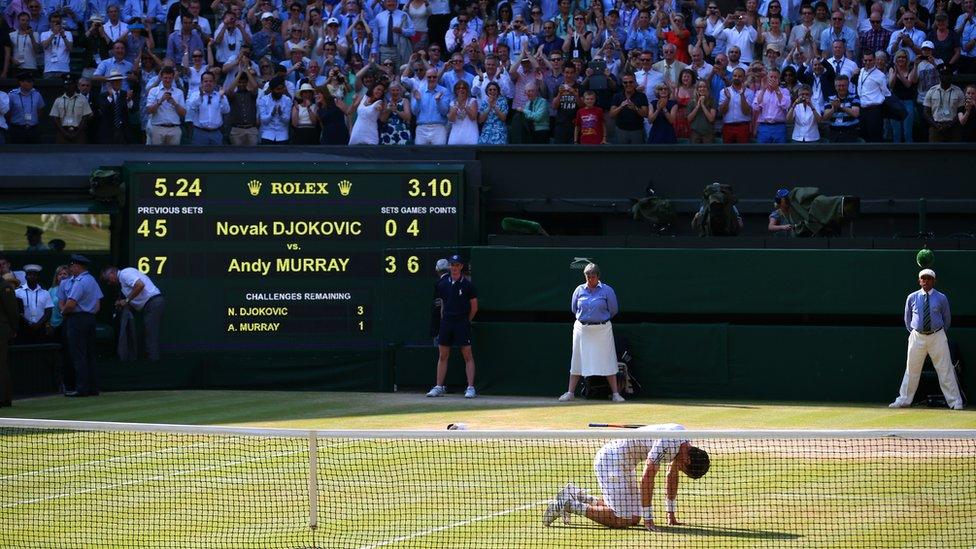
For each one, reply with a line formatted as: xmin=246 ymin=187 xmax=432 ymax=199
xmin=559 ymin=263 xmax=625 ymax=402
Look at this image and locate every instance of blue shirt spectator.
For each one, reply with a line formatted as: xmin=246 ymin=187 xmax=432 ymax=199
xmin=905 ymin=288 xmax=950 ymax=333
xmin=439 ymin=67 xmax=473 ymax=100
xmin=7 ymin=86 xmax=45 ymax=126
xmin=412 ymin=83 xmax=449 ymax=124
xmin=625 ymin=26 xmax=658 ymax=54
xmin=94 ymin=53 xmax=134 ymax=90
xmin=166 ymin=27 xmax=205 ymax=63
xmin=63 ymin=271 xmax=103 ymax=313
xmin=45 ymin=0 xmax=86 ymax=30
xmin=572 ymin=281 xmax=618 ymax=323
xmin=87 ymin=0 xmax=122 ymax=19
xmin=818 ymin=25 xmax=857 ymax=56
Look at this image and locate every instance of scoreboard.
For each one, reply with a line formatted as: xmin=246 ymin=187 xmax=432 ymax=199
xmin=125 ymin=162 xmax=463 ymax=353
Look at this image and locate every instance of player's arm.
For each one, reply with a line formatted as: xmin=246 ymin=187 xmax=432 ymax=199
xmin=665 ymin=459 xmax=681 ymax=525
xmin=640 ymin=458 xmax=661 ymax=531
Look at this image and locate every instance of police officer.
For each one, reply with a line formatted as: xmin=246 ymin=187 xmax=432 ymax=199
xmin=426 ymin=254 xmax=479 ymax=399
xmin=59 ymin=254 xmax=104 ymax=397
xmin=0 ymin=273 xmax=20 ymax=407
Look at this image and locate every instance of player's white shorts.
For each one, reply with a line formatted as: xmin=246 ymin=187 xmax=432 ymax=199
xmin=593 ymin=446 xmax=640 ymax=518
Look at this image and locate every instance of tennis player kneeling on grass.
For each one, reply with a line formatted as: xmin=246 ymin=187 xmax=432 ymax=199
xmin=543 ymin=423 xmax=710 ymax=531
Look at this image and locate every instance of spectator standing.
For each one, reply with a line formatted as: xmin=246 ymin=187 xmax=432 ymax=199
xmin=609 ymin=73 xmax=648 ymax=143
xmin=823 ymin=74 xmax=861 ymax=141
xmin=717 ymin=9 xmax=758 ymax=64
xmin=687 ymin=79 xmax=717 ymax=142
xmin=551 ymin=62 xmax=581 ymax=143
xmin=857 ymin=50 xmax=891 ymax=142
xmin=7 ymin=72 xmax=44 ymax=143
xmin=40 ymin=12 xmax=72 ymax=78
xmin=959 ymin=84 xmax=976 ymax=141
xmin=557 ymin=263 xmax=624 ymax=403
xmin=316 ymin=86 xmax=351 ymax=144
xmin=225 ymin=65 xmax=260 ymax=145
xmin=447 ymin=79 xmax=478 ymax=143
xmin=625 ymin=10 xmax=658 ymax=55
xmin=59 ymin=254 xmax=103 ymax=398
xmin=859 ymin=13 xmax=891 ymax=60
xmin=888 ymin=49 xmax=917 ymax=142
xmin=572 ymin=89 xmax=603 ymax=145
xmin=379 ymin=81 xmax=412 ymax=144
xmin=652 ymin=43 xmax=688 ymax=84
xmin=818 ymin=10 xmax=858 ymax=58
xmin=478 ymin=81 xmax=508 ymax=143
xmin=887 ymin=11 xmax=926 ymax=61
xmin=718 ymin=67 xmax=754 ymax=142
xmin=50 ymin=77 xmax=93 ymax=144
xmin=889 ymin=269 xmax=964 ymax=410
xmin=927 ymin=13 xmax=960 ymax=66
xmin=9 ymin=12 xmax=41 ymax=76
xmin=923 ymin=63 xmax=964 ymax=141
xmin=647 ymin=83 xmax=678 ymax=143
xmin=349 ymin=81 xmax=385 ymax=144
xmin=371 ymin=0 xmax=414 ymax=69
xmin=188 ymin=71 xmax=230 ymax=145
xmin=258 ymin=75 xmax=292 ymax=143
xmin=787 ymin=4 xmax=818 ymax=60
xmin=97 ymin=70 xmax=134 ymax=143
xmin=960 ymin=9 xmax=976 ymax=73
xmin=786 ymin=83 xmax=821 ymax=141
xmin=425 ymin=254 xmax=478 ymax=399
xmin=213 ymin=11 xmax=250 ymax=66
xmin=93 ymin=40 xmax=135 ymax=91
xmin=659 ymin=12 xmax=691 ymax=63
xmin=100 ymin=266 xmax=165 ymax=362
xmin=145 ymin=65 xmax=186 ymax=144
xmin=522 ymin=82 xmax=550 ymax=143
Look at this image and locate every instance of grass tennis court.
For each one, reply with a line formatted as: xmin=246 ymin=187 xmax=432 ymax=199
xmin=2 ymin=391 xmax=975 ymax=548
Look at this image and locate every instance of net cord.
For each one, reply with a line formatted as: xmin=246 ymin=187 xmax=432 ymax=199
xmin=2 ymin=418 xmax=975 ymax=440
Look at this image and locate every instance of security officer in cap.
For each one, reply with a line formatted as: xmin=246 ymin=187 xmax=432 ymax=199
xmin=59 ymin=254 xmax=104 ymax=397
xmin=0 ymin=273 xmax=20 ymax=407
xmin=25 ymin=226 xmax=49 ymax=251
xmin=426 ymin=254 xmax=479 ymax=399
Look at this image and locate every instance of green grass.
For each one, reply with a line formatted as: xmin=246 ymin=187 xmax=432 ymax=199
xmin=0 ymin=214 xmax=110 ymax=253
xmin=2 ymin=391 xmax=975 ymax=548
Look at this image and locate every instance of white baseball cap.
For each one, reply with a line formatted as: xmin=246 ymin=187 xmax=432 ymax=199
xmin=921 ymin=40 xmax=935 ymax=49
xmin=261 ymin=11 xmax=275 ymax=20
xmin=918 ymin=269 xmax=936 ymax=279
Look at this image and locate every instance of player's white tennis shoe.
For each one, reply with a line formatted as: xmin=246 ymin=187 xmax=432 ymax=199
xmin=464 ymin=386 xmax=476 ymax=398
xmin=888 ymin=401 xmax=910 ymax=408
xmin=611 ymin=393 xmax=626 ymax=403
xmin=542 ymin=486 xmax=574 ymax=526
xmin=557 ymin=392 xmax=574 ymax=402
xmin=426 ymin=386 xmax=446 ymax=397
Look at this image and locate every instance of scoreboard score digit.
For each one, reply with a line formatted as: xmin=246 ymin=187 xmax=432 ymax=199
xmin=125 ymin=163 xmax=463 ymax=352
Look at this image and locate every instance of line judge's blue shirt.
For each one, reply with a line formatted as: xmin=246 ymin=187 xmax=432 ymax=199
xmin=572 ymin=281 xmax=618 ymax=323
xmin=904 ymin=288 xmax=950 ymax=332
xmin=61 ymin=270 xmax=104 ymax=313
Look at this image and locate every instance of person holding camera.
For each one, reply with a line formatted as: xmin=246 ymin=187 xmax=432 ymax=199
xmin=10 ymin=12 xmax=42 ymax=76
xmin=213 ymin=11 xmax=250 ymax=66
xmin=786 ymin=83 xmax=821 ymax=142
xmin=166 ymin=12 xmax=204 ymax=65
xmin=145 ymin=65 xmax=186 ymax=144
xmin=40 ymin=13 xmax=72 ymax=78
xmin=224 ymin=62 xmax=260 ymax=144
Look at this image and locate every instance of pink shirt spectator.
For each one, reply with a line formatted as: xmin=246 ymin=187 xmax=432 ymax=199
xmin=752 ymin=86 xmax=792 ymax=123
xmin=511 ymin=66 xmax=540 ymax=110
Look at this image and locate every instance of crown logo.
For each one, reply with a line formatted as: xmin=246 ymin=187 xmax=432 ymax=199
xmin=247 ymin=179 xmax=261 ymax=197
xmin=338 ymin=180 xmax=352 ymax=197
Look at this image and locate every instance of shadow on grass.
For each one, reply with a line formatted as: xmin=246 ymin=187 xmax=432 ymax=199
xmin=558 ymin=523 xmax=801 ymax=540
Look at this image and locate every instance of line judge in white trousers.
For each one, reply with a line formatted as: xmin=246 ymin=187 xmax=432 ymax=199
xmin=559 ymin=263 xmax=625 ymax=402
xmin=890 ymin=268 xmax=964 ymax=410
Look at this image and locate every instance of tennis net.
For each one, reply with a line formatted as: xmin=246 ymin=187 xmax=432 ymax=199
xmin=1 ymin=418 xmax=974 ymax=548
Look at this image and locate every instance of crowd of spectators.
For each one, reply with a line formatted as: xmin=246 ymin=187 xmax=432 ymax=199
xmin=1 ymin=0 xmax=976 ymax=144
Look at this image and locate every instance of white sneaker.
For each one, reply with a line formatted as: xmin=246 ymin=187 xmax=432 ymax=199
xmin=611 ymin=393 xmax=626 ymax=403
xmin=558 ymin=391 xmax=574 ymax=402
xmin=542 ymin=486 xmax=573 ymax=526
xmin=426 ymin=386 xmax=446 ymax=397
xmin=464 ymin=386 xmax=476 ymax=399
xmin=888 ymin=401 xmax=909 ymax=408
xmin=950 ymin=403 xmax=965 ymax=411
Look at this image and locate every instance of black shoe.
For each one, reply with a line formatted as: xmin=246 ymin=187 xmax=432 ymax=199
xmin=65 ymin=391 xmax=85 ymax=397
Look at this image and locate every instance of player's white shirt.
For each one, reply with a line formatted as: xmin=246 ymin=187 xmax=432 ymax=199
xmin=599 ymin=423 xmax=686 ymax=471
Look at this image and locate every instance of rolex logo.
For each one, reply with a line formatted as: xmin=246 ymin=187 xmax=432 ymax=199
xmin=338 ymin=180 xmax=352 ymax=197
xmin=247 ymin=179 xmax=262 ymax=197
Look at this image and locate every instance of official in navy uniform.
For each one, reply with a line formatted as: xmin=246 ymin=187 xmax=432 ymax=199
xmin=426 ymin=254 xmax=479 ymax=399
xmin=0 ymin=273 xmax=21 ymax=407
xmin=59 ymin=254 xmax=104 ymax=397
